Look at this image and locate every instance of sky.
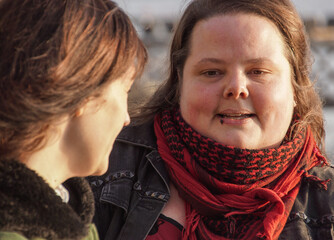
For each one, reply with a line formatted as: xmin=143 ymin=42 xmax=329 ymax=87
xmin=116 ymin=0 xmax=334 ymax=21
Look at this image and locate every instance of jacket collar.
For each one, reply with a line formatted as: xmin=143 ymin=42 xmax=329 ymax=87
xmin=94 ymin=119 xmax=170 ymax=211
xmin=0 ymin=159 xmax=94 ymax=240
xmin=116 ymin=119 xmax=157 ymax=149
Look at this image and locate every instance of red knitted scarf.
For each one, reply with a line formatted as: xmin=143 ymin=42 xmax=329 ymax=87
xmin=154 ymin=108 xmax=329 ymax=240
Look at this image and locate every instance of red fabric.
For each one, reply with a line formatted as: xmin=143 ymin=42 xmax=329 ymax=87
xmin=154 ymin=109 xmax=329 ymax=240
xmin=146 ymin=214 xmax=183 ymax=240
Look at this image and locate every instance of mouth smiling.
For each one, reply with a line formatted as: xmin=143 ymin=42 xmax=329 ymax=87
xmin=217 ymin=113 xmax=255 ymax=120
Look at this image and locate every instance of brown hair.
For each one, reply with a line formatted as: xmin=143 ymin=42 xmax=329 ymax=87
xmin=0 ymin=0 xmax=147 ymax=160
xmin=137 ymin=0 xmax=325 ymax=150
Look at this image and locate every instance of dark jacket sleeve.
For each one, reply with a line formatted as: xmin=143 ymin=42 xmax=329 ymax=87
xmin=279 ymin=165 xmax=334 ymax=240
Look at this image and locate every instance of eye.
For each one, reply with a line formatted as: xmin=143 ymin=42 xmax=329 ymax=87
xmin=249 ymin=69 xmax=265 ymax=75
xmin=248 ymin=67 xmax=273 ymax=75
xmin=202 ymin=70 xmax=222 ymax=77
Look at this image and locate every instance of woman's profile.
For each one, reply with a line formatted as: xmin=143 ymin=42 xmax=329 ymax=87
xmin=0 ymin=0 xmax=146 ymax=239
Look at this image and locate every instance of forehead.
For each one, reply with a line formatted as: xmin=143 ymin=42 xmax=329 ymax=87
xmin=119 ymin=65 xmax=136 ymax=86
xmin=104 ymin=65 xmax=136 ymax=90
xmin=198 ymin=13 xmax=281 ymax=43
xmin=187 ymin=13 xmax=287 ymax=61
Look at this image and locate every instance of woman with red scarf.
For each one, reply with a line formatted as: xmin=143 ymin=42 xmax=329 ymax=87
xmin=89 ymin=0 xmax=334 ymax=239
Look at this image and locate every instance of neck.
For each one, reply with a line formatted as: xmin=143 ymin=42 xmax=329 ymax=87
xmin=23 ymin=142 xmax=71 ymax=189
xmin=22 ymin=119 xmax=72 ymax=189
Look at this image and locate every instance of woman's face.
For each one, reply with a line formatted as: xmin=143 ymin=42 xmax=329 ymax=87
xmin=179 ymin=13 xmax=295 ymax=149
xmin=63 ymin=69 xmax=134 ymax=176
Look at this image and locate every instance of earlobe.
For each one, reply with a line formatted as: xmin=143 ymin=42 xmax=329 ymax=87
xmin=73 ymin=97 xmax=92 ymax=118
xmin=74 ymin=107 xmax=85 ymax=118
xmin=74 ymin=97 xmax=102 ymax=118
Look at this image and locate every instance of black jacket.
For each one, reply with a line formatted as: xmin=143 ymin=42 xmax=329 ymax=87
xmin=88 ymin=121 xmax=334 ymax=240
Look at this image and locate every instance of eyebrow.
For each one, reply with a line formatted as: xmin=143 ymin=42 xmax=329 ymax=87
xmin=245 ymin=58 xmax=275 ymax=65
xmin=194 ymin=57 xmax=275 ymax=66
xmin=195 ymin=58 xmax=226 ymax=66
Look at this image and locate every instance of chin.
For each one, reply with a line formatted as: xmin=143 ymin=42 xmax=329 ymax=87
xmin=213 ymin=135 xmax=241 ymax=146
xmin=89 ymin=157 xmax=109 ymax=176
xmin=94 ymin=165 xmax=109 ymax=176
xmin=214 ymin=133 xmax=257 ymax=149
xmin=90 ymin=168 xmax=107 ymax=176
xmin=218 ymin=139 xmax=252 ymax=149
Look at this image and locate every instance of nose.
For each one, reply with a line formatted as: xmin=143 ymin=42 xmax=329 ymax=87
xmin=124 ymin=111 xmax=131 ymax=126
xmin=223 ymin=71 xmax=249 ymax=99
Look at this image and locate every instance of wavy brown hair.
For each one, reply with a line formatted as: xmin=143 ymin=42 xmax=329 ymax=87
xmin=0 ymin=0 xmax=147 ymax=160
xmin=136 ymin=0 xmax=325 ymax=151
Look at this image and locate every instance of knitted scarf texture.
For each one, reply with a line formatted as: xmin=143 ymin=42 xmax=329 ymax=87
xmin=154 ymin=108 xmax=329 ymax=240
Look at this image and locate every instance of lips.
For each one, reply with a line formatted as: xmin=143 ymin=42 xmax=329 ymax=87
xmin=217 ymin=113 xmax=255 ymax=119
xmin=218 ymin=113 xmax=255 ymax=119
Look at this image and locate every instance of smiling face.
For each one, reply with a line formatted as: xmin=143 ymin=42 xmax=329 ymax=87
xmin=179 ymin=13 xmax=295 ymax=149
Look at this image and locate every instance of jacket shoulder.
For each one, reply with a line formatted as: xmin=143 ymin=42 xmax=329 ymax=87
xmin=279 ymin=165 xmax=334 ymax=239
xmin=0 ymin=228 xmax=98 ymax=240
xmin=0 ymin=232 xmax=43 ymax=240
xmin=82 ymin=224 xmax=99 ymax=240
xmin=308 ymin=164 xmax=334 ymax=180
xmin=296 ymin=165 xmax=334 ymax=213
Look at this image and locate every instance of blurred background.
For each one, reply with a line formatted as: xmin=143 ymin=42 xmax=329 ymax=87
xmin=116 ymin=0 xmax=334 ymax=160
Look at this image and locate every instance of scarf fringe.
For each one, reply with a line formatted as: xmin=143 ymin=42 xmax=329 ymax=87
xmin=256 ymin=232 xmax=269 ymax=240
xmin=228 ymin=216 xmax=236 ymax=236
xmin=182 ymin=204 xmax=201 ymax=240
xmin=302 ymin=171 xmax=330 ymax=190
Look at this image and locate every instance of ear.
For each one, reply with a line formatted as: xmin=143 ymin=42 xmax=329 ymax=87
xmin=73 ymin=98 xmax=91 ymax=118
xmin=74 ymin=107 xmax=85 ymax=118
xmin=73 ymin=97 xmax=102 ymax=118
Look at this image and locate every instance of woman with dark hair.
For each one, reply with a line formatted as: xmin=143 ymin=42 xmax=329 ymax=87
xmin=0 ymin=0 xmax=146 ymax=239
xmin=89 ymin=0 xmax=334 ymax=239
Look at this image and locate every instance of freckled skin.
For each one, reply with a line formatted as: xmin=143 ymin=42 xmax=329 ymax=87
xmin=179 ymin=13 xmax=294 ymax=149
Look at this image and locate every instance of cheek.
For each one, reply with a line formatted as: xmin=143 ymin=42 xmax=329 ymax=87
xmin=255 ymin=82 xmax=294 ymax=124
xmin=272 ymin=82 xmax=294 ymax=110
xmin=109 ymin=102 xmax=124 ymax=128
xmin=180 ymin=83 xmax=217 ymax=119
